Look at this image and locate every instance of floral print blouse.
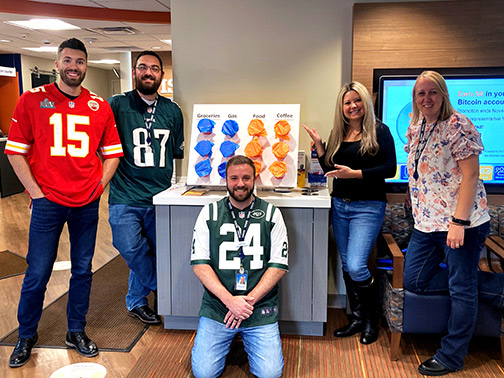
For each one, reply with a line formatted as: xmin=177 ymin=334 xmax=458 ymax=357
xmin=405 ymin=112 xmax=489 ymax=232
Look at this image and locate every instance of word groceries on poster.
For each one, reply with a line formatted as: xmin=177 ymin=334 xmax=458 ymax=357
xmin=187 ymin=104 xmax=300 ymax=187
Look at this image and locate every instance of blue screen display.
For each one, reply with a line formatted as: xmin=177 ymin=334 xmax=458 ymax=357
xmin=379 ymin=75 xmax=504 ymax=185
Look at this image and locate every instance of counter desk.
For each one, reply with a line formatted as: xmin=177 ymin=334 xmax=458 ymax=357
xmin=153 ymin=186 xmax=331 ymax=336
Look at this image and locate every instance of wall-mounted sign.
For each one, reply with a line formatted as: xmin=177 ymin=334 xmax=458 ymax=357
xmin=159 ymin=77 xmax=173 ymax=98
xmin=0 ymin=66 xmax=16 ymax=77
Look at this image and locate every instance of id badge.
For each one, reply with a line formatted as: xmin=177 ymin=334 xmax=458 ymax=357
xmin=144 ymin=149 xmax=154 ymax=166
xmin=235 ymin=270 xmax=248 ymax=291
xmin=236 ymin=240 xmax=248 ymax=249
xmin=411 ymin=187 xmax=419 ymax=206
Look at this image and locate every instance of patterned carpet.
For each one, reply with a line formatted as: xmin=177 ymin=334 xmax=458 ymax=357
xmin=0 ymin=250 xmax=27 ymax=279
xmin=0 ymin=256 xmax=154 ymax=352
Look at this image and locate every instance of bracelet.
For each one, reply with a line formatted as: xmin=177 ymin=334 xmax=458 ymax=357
xmin=451 ymin=216 xmax=470 ymax=227
xmin=450 ymin=222 xmax=464 ymax=227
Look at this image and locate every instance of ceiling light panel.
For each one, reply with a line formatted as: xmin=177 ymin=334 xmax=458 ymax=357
xmin=88 ymin=59 xmax=120 ymax=64
xmin=23 ymin=46 xmax=59 ymax=52
xmin=6 ymin=19 xmax=80 ymax=31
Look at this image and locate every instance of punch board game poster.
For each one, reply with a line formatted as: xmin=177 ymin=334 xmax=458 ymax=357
xmin=187 ymin=104 xmax=300 ymax=187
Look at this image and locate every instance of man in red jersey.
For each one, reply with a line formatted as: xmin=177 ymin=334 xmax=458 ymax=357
xmin=5 ymin=38 xmax=123 ymax=368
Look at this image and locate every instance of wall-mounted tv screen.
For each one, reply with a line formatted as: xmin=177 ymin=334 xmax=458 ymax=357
xmin=375 ymin=68 xmax=504 ymax=193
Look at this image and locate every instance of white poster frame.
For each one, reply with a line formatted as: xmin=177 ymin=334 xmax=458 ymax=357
xmin=187 ymin=104 xmax=300 ymax=188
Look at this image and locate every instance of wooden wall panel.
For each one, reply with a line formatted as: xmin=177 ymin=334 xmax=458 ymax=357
xmin=352 ymin=0 xmax=504 ymax=93
xmin=353 ymin=0 xmax=504 ymax=201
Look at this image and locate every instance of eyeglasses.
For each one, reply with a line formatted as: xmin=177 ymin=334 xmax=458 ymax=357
xmin=135 ymin=64 xmax=161 ymax=74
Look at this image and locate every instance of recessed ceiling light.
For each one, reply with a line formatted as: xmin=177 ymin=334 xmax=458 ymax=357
xmin=6 ymin=19 xmax=80 ymax=31
xmin=152 ymin=46 xmax=162 ymax=50
xmin=0 ymin=39 xmax=13 ymax=43
xmin=161 ymin=39 xmax=172 ymax=45
xmin=23 ymin=46 xmax=58 ymax=53
xmin=88 ymin=59 xmax=121 ymax=64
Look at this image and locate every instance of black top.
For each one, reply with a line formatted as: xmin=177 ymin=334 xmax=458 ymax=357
xmin=318 ymin=121 xmax=396 ymax=202
xmin=54 ymin=83 xmax=79 ymax=100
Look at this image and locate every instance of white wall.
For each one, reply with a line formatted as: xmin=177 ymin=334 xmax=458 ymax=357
xmin=20 ymin=54 xmax=114 ymax=99
xmin=171 ymin=0 xmax=437 ymax=302
xmin=172 ymin=0 xmax=350 ymax=177
xmin=171 ymin=0 xmax=430 ymax=178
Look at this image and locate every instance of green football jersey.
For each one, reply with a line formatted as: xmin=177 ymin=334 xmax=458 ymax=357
xmin=191 ymin=196 xmax=288 ymax=327
xmin=108 ymin=90 xmax=184 ymax=206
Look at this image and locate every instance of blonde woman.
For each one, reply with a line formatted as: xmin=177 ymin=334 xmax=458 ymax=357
xmin=403 ymin=71 xmax=490 ymax=376
xmin=303 ymin=81 xmax=396 ymax=344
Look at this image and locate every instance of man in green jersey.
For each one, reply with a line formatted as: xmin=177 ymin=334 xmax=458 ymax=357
xmin=191 ymin=155 xmax=288 ymax=378
xmin=108 ymin=51 xmax=184 ymax=324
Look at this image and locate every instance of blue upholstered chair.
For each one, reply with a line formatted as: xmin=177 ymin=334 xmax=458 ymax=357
xmin=380 ymin=203 xmax=504 ymax=364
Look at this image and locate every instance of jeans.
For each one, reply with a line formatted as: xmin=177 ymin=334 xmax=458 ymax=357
xmin=191 ymin=316 xmax=284 ymax=378
xmin=403 ymin=221 xmax=490 ymax=371
xmin=18 ymin=197 xmax=99 ymax=338
xmin=331 ymin=198 xmax=386 ymax=282
xmin=109 ymin=204 xmax=156 ymax=311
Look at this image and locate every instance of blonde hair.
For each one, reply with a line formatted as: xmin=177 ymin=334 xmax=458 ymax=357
xmin=325 ymin=81 xmax=379 ymax=166
xmin=411 ymin=70 xmax=455 ymax=124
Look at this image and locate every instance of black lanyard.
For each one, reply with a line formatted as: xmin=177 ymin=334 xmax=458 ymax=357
xmin=227 ymin=198 xmax=255 ymax=261
xmin=413 ymin=117 xmax=438 ymax=180
xmin=143 ymin=97 xmax=158 ymax=144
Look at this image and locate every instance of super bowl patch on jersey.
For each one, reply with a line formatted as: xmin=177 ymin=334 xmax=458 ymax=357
xmin=40 ymin=98 xmax=55 ymax=109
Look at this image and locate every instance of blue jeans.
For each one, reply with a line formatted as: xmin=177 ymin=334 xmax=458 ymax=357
xmin=18 ymin=197 xmax=99 ymax=338
xmin=331 ymin=198 xmax=386 ymax=282
xmin=191 ymin=316 xmax=284 ymax=378
xmin=109 ymin=204 xmax=156 ymax=311
xmin=403 ymin=221 xmax=490 ymax=371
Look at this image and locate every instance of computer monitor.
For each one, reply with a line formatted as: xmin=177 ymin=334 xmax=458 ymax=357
xmin=374 ymin=68 xmax=504 ymax=193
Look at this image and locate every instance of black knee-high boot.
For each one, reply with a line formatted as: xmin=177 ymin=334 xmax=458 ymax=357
xmin=354 ymin=276 xmax=379 ymax=345
xmin=334 ymin=271 xmax=365 ymax=337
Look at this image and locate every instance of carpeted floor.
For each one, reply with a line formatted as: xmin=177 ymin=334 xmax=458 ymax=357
xmin=127 ymin=308 xmax=504 ymax=378
xmin=0 ymin=255 xmax=154 ymax=352
xmin=0 ymin=250 xmax=27 ymax=279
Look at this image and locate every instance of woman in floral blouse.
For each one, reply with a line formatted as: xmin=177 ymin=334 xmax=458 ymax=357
xmin=403 ymin=70 xmax=490 ymax=376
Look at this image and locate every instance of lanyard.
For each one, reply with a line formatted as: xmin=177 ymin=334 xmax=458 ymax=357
xmin=143 ymin=97 xmax=158 ymax=144
xmin=413 ymin=117 xmax=438 ymax=180
xmin=227 ymin=198 xmax=255 ymax=261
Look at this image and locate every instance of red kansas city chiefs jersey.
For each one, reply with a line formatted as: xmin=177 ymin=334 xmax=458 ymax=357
xmin=5 ymin=83 xmax=123 ymax=207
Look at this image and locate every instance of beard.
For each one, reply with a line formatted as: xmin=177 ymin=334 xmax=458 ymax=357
xmin=227 ymin=184 xmax=254 ymax=205
xmin=59 ymin=68 xmax=86 ymax=88
xmin=135 ymin=74 xmax=162 ymax=95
